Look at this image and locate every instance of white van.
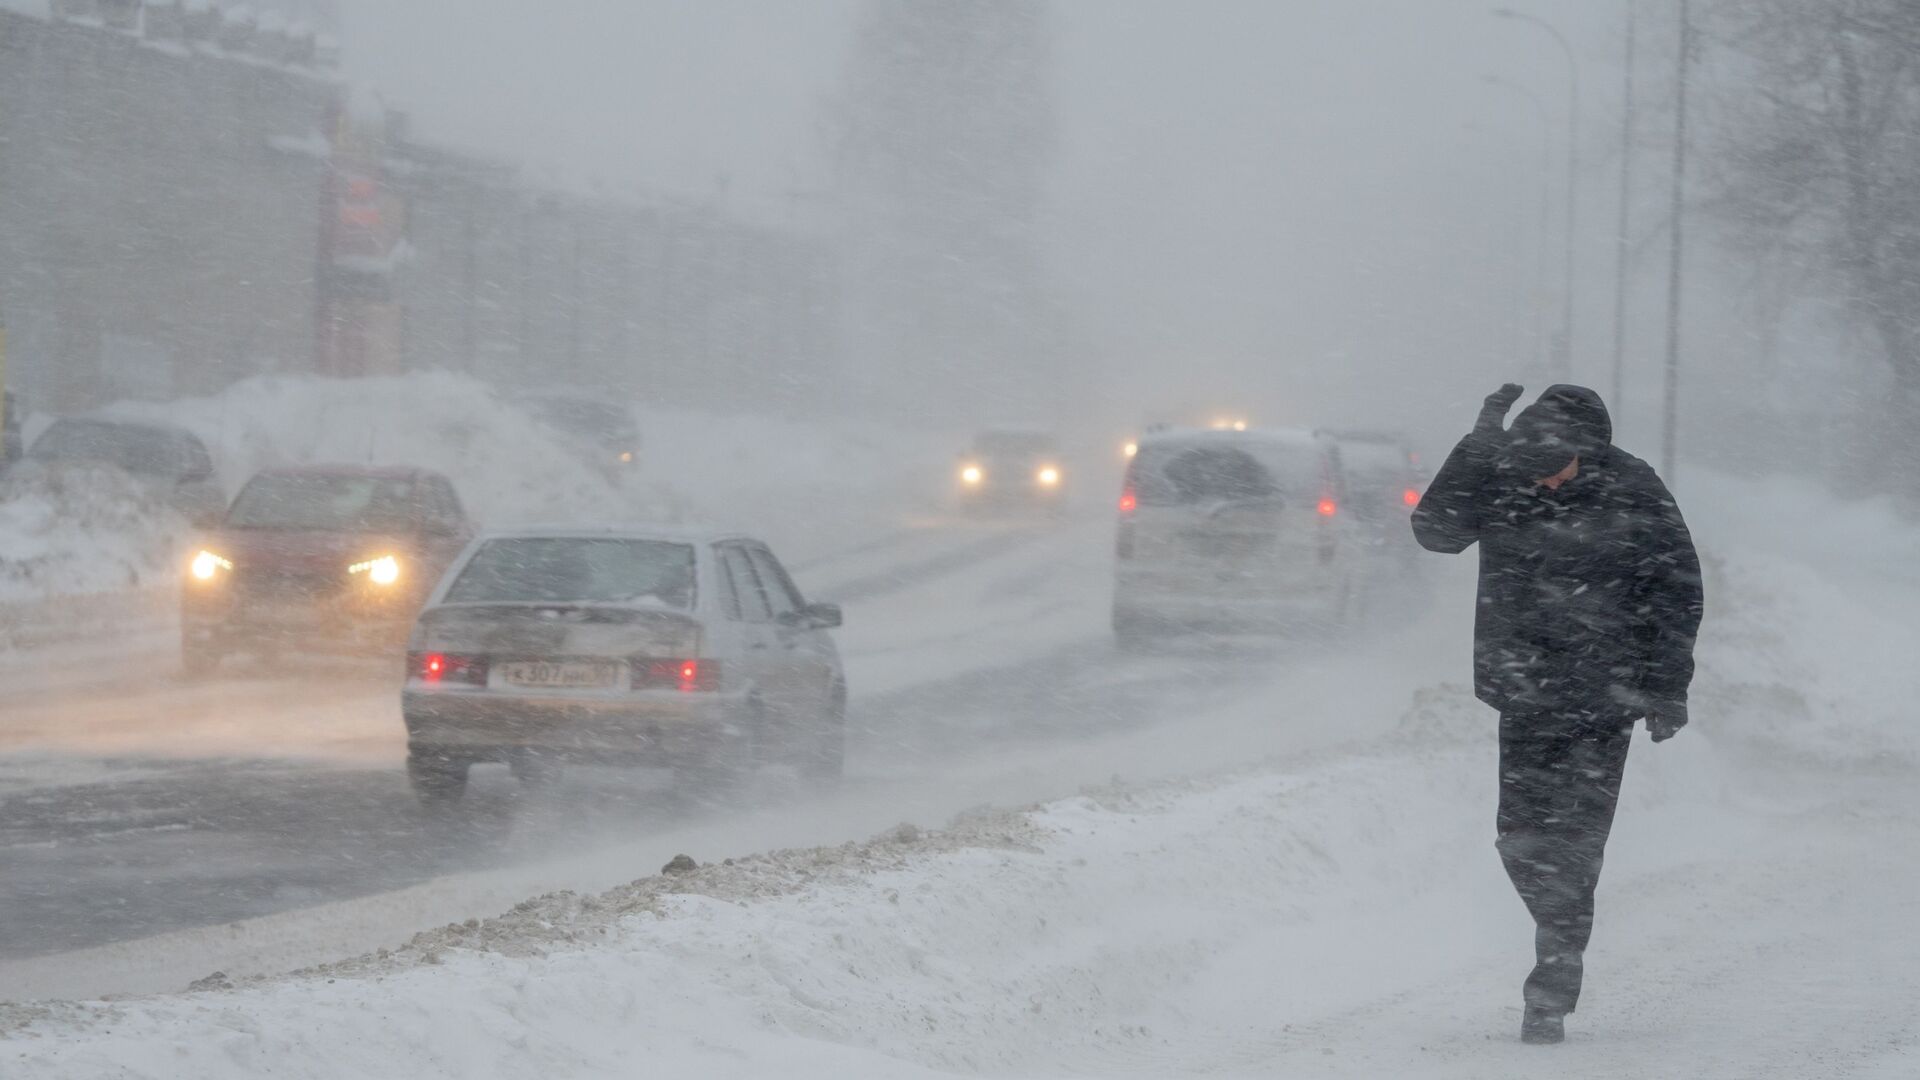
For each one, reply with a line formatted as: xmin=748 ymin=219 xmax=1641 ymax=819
xmin=1111 ymin=427 xmax=1362 ymax=646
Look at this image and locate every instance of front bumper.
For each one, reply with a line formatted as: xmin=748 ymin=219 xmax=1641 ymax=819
xmin=183 ymin=585 xmax=419 ymax=653
xmin=401 ymin=687 xmax=750 ymax=766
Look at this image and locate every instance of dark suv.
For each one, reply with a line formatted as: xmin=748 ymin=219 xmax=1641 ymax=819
xmin=24 ymin=416 xmax=225 ymax=525
xmin=181 ymin=465 xmax=473 ymax=673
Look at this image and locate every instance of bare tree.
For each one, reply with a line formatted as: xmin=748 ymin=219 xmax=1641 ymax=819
xmin=1708 ymin=0 xmax=1920 ymax=485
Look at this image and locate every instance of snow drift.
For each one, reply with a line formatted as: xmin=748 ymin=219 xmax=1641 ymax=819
xmin=0 ymin=373 xmax=955 ymax=604
xmin=7 ymin=475 xmax=1918 ymax=1078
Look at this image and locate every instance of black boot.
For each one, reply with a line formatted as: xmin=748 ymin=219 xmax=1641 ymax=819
xmin=1521 ymin=1006 xmax=1565 ymax=1045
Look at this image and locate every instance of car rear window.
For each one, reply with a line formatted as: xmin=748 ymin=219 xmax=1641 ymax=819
xmin=1130 ymin=442 xmax=1322 ymax=507
xmin=446 ymin=538 xmax=697 ymax=608
xmin=227 ymin=474 xmax=416 ymax=532
xmin=29 ymin=420 xmax=194 ymax=478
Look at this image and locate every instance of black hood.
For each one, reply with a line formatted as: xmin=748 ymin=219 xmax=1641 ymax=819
xmin=1499 ymin=384 xmax=1612 ymax=479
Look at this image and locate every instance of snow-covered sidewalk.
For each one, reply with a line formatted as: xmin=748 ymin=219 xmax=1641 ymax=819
xmin=8 ymin=685 xmax=1917 ymax=1078
xmin=5 ymin=477 xmax=1916 ymax=1078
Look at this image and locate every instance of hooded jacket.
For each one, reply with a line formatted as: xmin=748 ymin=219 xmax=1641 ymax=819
xmin=1411 ymin=386 xmax=1703 ymax=720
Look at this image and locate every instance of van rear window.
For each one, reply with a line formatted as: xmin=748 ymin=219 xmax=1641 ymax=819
xmin=1130 ymin=444 xmax=1320 ymax=507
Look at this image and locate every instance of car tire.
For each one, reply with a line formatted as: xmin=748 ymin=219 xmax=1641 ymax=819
xmin=407 ymin=750 xmax=470 ymax=806
xmin=798 ymin=685 xmax=847 ymax=784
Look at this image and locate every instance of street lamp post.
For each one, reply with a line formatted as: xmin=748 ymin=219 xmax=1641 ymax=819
xmin=1612 ymin=2 xmax=1638 ymax=410
xmin=1483 ymin=75 xmax=1556 ymax=372
xmin=1662 ymin=0 xmax=1692 ymax=482
xmin=1493 ymin=7 xmax=1580 ymax=380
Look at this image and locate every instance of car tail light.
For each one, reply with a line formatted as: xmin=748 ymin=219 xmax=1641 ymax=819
xmin=635 ymin=658 xmax=721 ymax=692
xmin=1403 ymin=487 xmax=1421 ymax=507
xmin=1316 ymin=496 xmax=1338 ymax=517
xmin=1119 ymin=487 xmax=1137 ymax=514
xmin=410 ymin=651 xmax=487 ymax=687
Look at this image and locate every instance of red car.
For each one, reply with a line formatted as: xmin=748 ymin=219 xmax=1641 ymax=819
xmin=181 ymin=465 xmax=474 ymax=673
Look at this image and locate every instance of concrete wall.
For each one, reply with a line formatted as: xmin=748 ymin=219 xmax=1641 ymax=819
xmin=0 ymin=12 xmax=333 ymax=409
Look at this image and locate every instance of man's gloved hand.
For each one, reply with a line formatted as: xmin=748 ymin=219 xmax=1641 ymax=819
xmin=1646 ymin=702 xmax=1689 ymax=742
xmin=1475 ymin=383 xmax=1525 ymax=436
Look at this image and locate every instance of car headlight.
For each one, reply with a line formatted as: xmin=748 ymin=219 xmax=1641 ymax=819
xmin=960 ymin=464 xmax=984 ymax=486
xmin=1036 ymin=465 xmax=1061 ymax=487
xmin=1123 ymin=441 xmax=1138 ymax=459
xmin=619 ymin=451 xmax=635 ymax=464
xmin=349 ymin=555 xmax=402 ymax=586
xmin=189 ymin=550 xmax=233 ymax=581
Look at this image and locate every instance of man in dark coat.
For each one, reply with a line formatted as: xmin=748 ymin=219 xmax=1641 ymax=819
xmin=1411 ymin=384 xmax=1703 ymax=1045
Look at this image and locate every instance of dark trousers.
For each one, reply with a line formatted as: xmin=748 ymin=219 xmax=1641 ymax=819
xmin=1496 ymin=711 xmax=1633 ymax=1014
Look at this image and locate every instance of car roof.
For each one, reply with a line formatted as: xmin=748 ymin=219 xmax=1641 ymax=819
xmin=1136 ymin=425 xmax=1326 ymax=451
xmin=251 ymin=463 xmax=440 ymax=481
xmin=472 ymin=524 xmax=755 ymax=546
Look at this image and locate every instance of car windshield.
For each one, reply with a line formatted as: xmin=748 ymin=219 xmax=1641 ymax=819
xmin=29 ymin=419 xmax=193 ymax=479
xmin=973 ymin=432 xmax=1057 ymax=459
xmin=1131 ymin=442 xmax=1322 ymax=507
xmin=226 ymin=474 xmax=417 ymax=532
xmin=445 ymin=537 xmax=697 ymax=608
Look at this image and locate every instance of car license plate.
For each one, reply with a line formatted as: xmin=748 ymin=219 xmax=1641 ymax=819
xmin=498 ymin=660 xmax=621 ymax=689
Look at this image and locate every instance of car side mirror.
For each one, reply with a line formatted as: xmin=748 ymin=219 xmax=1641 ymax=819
xmin=803 ymin=602 xmax=842 ymax=629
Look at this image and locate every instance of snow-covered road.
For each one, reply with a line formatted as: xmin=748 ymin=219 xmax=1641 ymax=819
xmin=3 ymin=468 xmax=1916 ymax=1079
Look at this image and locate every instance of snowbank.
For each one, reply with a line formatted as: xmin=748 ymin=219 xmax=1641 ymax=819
xmin=0 ymin=466 xmax=183 ymax=602
xmin=0 ymin=726 xmax=1499 ymax=1079
xmin=0 ymin=373 xmax=954 ymax=604
xmin=4 ymin=467 xmax=1915 ymax=1077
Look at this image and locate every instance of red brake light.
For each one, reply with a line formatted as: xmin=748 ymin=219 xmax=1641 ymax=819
xmin=1119 ymin=488 xmax=1137 ymax=514
xmin=411 ymin=651 xmax=486 ymax=686
xmin=1317 ymin=497 xmax=1338 ymax=517
xmin=638 ymin=658 xmax=721 ymax=692
xmin=1403 ymin=488 xmax=1421 ymax=507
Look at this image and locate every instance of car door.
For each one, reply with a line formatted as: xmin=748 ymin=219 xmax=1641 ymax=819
xmin=747 ymin=544 xmax=838 ymax=718
xmin=715 ymin=543 xmax=781 ymax=711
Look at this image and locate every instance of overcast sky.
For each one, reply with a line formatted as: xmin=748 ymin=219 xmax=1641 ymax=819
xmin=339 ymin=1 xmax=1658 ymax=443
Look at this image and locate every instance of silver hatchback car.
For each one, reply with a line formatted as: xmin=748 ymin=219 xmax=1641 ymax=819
xmin=401 ymin=526 xmax=846 ymax=803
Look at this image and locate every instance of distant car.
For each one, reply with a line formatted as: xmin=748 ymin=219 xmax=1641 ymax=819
xmin=523 ymin=394 xmax=642 ymax=481
xmin=955 ymin=430 xmax=1066 ymax=510
xmin=1111 ymin=427 xmax=1363 ymax=646
xmin=180 ymin=465 xmax=474 ymax=673
xmin=23 ymin=416 xmax=225 ymax=525
xmin=400 ymin=527 xmax=847 ymax=803
xmin=1320 ymin=429 xmax=1426 ymax=565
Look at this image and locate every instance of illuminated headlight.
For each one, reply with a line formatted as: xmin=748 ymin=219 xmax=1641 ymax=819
xmin=349 ymin=555 xmax=402 ymax=586
xmin=619 ymin=451 xmax=635 ymax=464
xmin=1123 ymin=441 xmax=1138 ymax=459
xmin=190 ymin=550 xmax=233 ymax=581
xmin=1036 ymin=465 xmax=1062 ymax=487
xmin=960 ymin=464 xmax=984 ymax=486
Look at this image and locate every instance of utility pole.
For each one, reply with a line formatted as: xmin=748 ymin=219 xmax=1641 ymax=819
xmin=1661 ymin=0 xmax=1691 ymax=481
xmin=1611 ymin=1 xmax=1637 ymax=410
